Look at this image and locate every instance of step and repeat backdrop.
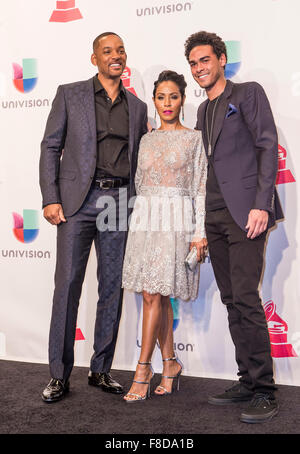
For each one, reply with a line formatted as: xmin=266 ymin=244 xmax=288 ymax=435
xmin=0 ymin=0 xmax=299 ymax=385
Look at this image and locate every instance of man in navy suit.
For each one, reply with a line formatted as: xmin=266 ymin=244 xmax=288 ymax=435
xmin=40 ymin=32 xmax=148 ymax=402
xmin=185 ymin=31 xmax=283 ymax=423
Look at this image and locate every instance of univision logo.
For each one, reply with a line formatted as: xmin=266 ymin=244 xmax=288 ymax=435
xmin=137 ymin=2 xmax=191 ymax=16
xmin=136 ymin=297 xmax=194 ymax=351
xmin=12 ymin=209 xmax=39 ymax=243
xmin=1 ymin=209 xmax=51 ymax=260
xmin=224 ymin=41 xmax=241 ymax=79
xmin=171 ymin=297 xmax=180 ymax=331
xmin=12 ymin=59 xmax=37 ymax=93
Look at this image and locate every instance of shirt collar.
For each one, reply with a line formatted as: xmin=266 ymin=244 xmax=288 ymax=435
xmin=93 ymin=74 xmax=126 ymax=96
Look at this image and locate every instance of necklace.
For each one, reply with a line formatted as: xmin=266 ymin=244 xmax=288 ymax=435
xmin=206 ymin=95 xmax=221 ymax=156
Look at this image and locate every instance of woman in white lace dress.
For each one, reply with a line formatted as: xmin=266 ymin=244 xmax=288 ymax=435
xmin=122 ymin=71 xmax=207 ymax=402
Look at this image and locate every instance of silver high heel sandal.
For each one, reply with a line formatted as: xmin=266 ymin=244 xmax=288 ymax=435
xmin=124 ymin=361 xmax=154 ymax=403
xmin=155 ymin=354 xmax=183 ymax=395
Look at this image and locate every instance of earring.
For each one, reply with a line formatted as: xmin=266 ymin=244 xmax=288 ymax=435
xmin=181 ymin=106 xmax=184 ymax=121
xmin=154 ymin=109 xmax=157 ymax=120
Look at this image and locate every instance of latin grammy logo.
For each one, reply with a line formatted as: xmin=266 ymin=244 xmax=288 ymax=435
xmin=75 ymin=326 xmax=85 ymax=341
xmin=121 ymin=67 xmax=137 ymax=97
xmin=49 ymin=0 xmax=83 ymax=23
xmin=264 ymin=300 xmax=297 ymax=358
xmin=276 ymin=144 xmax=296 ymax=185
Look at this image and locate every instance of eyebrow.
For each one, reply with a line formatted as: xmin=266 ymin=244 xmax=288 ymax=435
xmin=188 ymin=55 xmax=210 ymax=64
xmin=156 ymin=91 xmax=180 ymax=95
xmin=102 ymin=45 xmax=125 ymax=50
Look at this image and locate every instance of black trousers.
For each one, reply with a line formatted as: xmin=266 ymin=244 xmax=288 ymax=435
xmin=205 ymin=207 xmax=276 ymax=393
xmin=48 ymin=186 xmax=128 ymax=383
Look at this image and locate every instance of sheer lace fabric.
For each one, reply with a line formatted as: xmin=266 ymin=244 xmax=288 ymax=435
xmin=122 ymin=129 xmax=207 ymax=301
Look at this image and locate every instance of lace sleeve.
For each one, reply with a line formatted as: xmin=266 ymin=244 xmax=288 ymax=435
xmin=191 ymin=134 xmax=207 ymax=240
xmin=134 ymin=163 xmax=143 ymax=195
xmin=134 ymin=135 xmax=147 ymax=194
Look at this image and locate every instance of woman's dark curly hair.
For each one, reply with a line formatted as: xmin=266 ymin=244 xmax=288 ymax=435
xmin=153 ymin=70 xmax=187 ymax=99
xmin=184 ymin=31 xmax=227 ymax=64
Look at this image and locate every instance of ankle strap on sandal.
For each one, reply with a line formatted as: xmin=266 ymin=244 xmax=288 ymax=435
xmin=162 ymin=355 xmax=176 ymax=362
xmin=138 ymin=360 xmax=152 ymax=365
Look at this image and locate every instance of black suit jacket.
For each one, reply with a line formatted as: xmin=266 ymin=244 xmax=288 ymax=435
xmin=196 ymin=80 xmax=283 ymax=231
xmin=40 ymin=77 xmax=148 ymax=216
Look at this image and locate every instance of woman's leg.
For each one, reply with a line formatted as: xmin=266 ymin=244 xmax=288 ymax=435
xmin=155 ymin=296 xmax=182 ymax=394
xmin=124 ymin=291 xmax=162 ymax=401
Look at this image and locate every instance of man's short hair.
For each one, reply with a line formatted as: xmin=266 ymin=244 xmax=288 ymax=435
xmin=184 ymin=31 xmax=227 ymax=63
xmin=93 ymin=32 xmax=122 ymax=52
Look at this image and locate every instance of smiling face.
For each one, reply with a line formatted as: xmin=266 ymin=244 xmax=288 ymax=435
xmin=188 ymin=44 xmax=226 ymax=92
xmin=91 ymin=34 xmax=127 ymax=80
xmin=153 ymin=80 xmax=185 ymax=124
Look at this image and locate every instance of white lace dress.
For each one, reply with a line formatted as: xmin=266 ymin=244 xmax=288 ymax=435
xmin=122 ymin=129 xmax=207 ymax=301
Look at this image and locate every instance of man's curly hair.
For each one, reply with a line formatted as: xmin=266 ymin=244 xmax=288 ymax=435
xmin=184 ymin=31 xmax=227 ymax=63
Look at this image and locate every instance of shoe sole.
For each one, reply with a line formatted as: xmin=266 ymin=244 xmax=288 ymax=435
xmin=41 ymin=388 xmax=69 ymax=403
xmin=88 ymin=381 xmax=124 ymax=394
xmin=208 ymin=395 xmax=254 ymax=405
xmin=124 ymin=397 xmax=148 ymax=403
xmin=240 ymin=407 xmax=279 ymax=424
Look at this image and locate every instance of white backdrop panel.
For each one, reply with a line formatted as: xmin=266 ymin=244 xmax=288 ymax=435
xmin=0 ymin=0 xmax=299 ymax=385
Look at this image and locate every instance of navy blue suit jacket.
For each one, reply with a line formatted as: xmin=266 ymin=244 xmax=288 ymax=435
xmin=196 ymin=80 xmax=283 ymax=231
xmin=40 ymin=77 xmax=148 ymax=216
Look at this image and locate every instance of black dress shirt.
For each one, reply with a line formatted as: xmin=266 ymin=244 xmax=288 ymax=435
xmin=205 ymin=95 xmax=226 ymax=211
xmin=93 ymin=75 xmax=129 ymax=178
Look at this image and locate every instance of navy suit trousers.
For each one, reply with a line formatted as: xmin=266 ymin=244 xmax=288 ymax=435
xmin=48 ymin=185 xmax=129 ymax=382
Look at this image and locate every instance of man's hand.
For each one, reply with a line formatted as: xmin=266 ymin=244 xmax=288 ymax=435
xmin=43 ymin=204 xmax=66 ymax=225
xmin=190 ymin=237 xmax=208 ymax=261
xmin=245 ymin=209 xmax=268 ymax=239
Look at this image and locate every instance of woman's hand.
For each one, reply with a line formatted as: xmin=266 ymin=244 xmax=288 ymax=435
xmin=190 ymin=238 xmax=208 ymax=262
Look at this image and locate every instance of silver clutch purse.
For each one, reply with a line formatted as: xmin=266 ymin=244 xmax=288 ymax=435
xmin=185 ymin=246 xmax=207 ymax=271
xmin=185 ymin=246 xmax=199 ymax=271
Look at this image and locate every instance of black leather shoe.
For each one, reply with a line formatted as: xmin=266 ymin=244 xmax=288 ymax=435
xmin=88 ymin=372 xmax=124 ymax=394
xmin=42 ymin=378 xmax=69 ymax=403
xmin=208 ymin=382 xmax=254 ymax=405
xmin=240 ymin=393 xmax=279 ymax=423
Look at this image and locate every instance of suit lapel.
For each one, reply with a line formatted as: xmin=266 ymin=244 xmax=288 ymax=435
xmin=211 ymin=80 xmax=233 ymax=152
xmin=198 ymin=99 xmax=209 ymax=154
xmin=80 ymin=78 xmax=97 ymax=143
xmin=126 ymin=90 xmax=136 ymax=165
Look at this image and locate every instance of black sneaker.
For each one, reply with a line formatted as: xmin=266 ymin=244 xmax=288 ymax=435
xmin=240 ymin=393 xmax=279 ymax=423
xmin=42 ymin=378 xmax=69 ymax=403
xmin=208 ymin=382 xmax=254 ymax=405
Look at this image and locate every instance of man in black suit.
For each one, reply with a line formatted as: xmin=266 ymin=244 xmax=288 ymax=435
xmin=40 ymin=32 xmax=148 ymax=402
xmin=185 ymin=31 xmax=283 ymax=423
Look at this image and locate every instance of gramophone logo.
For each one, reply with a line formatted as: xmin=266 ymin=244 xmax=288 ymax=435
xmin=75 ymin=325 xmax=85 ymax=341
xmin=263 ymin=300 xmax=297 ymax=358
xmin=121 ymin=67 xmax=137 ymax=97
xmin=276 ymin=144 xmax=296 ymax=185
xmin=49 ymin=0 xmax=83 ymax=23
xmin=12 ymin=59 xmax=37 ymax=93
xmin=224 ymin=41 xmax=241 ymax=79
